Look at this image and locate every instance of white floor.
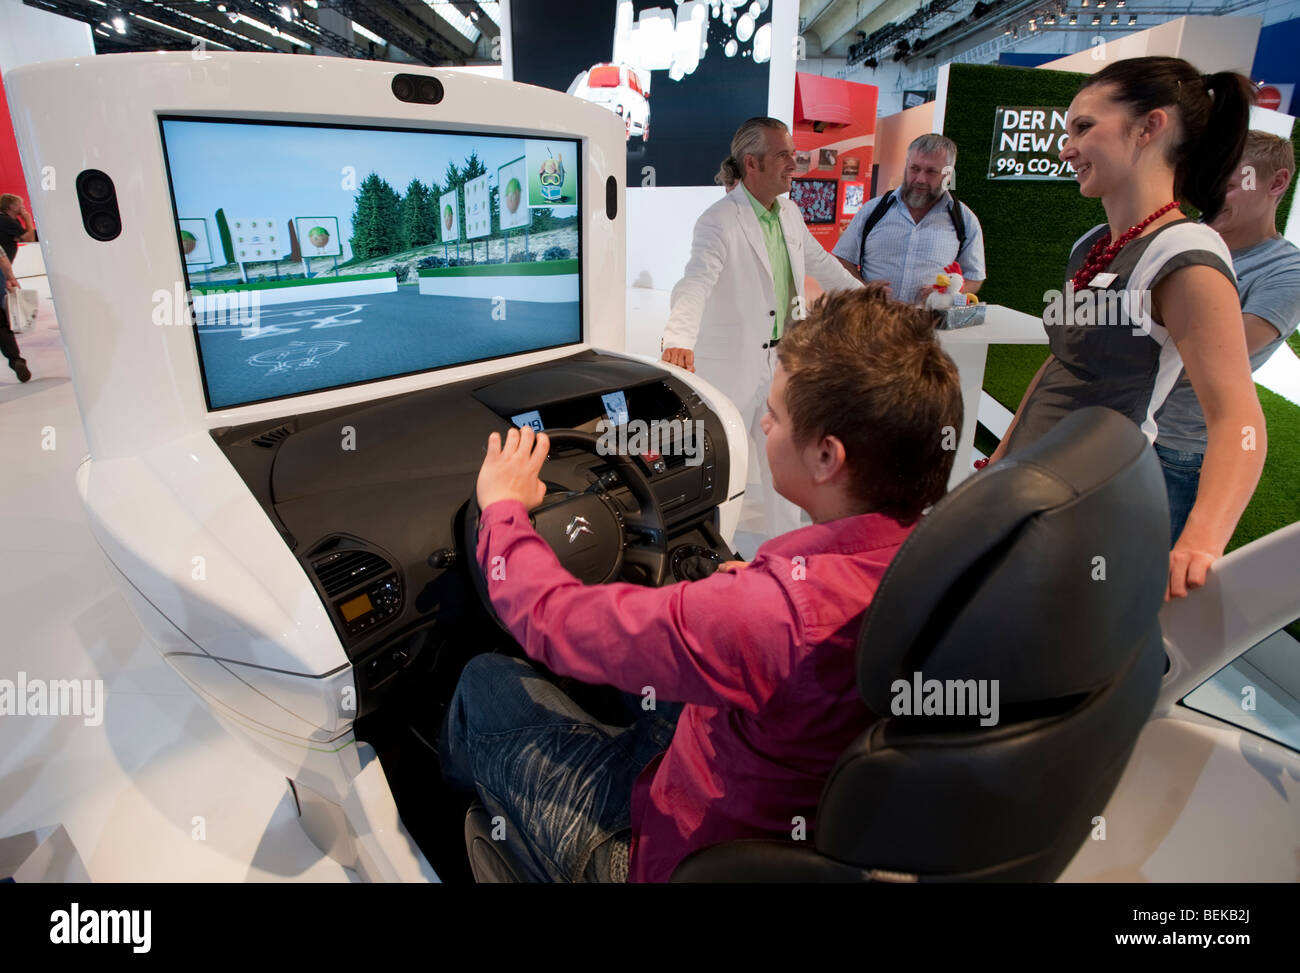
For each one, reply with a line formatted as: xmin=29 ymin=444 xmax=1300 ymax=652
xmin=0 ymin=295 xmax=353 ymax=881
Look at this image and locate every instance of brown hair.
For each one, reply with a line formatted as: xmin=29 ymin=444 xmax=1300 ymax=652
xmin=714 ymin=156 xmax=743 ymax=189
xmin=1241 ymin=129 xmax=1296 ymax=180
xmin=777 ymin=285 xmax=962 ymax=525
xmin=0 ymin=194 xmax=22 ymax=213
xmin=1080 ymin=56 xmax=1254 ymax=222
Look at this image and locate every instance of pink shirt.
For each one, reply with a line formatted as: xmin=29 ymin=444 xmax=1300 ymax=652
xmin=477 ymin=499 xmax=913 ymax=883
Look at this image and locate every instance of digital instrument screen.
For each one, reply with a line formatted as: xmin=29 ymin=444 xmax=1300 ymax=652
xmin=511 ymin=409 xmax=544 ymax=432
xmin=158 ymin=116 xmax=583 ymax=410
xmin=340 ymin=592 xmax=374 ymax=623
xmin=601 ymin=390 xmax=629 ymax=425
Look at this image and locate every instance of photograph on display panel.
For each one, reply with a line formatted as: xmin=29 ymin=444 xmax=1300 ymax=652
xmin=295 ymin=216 xmax=342 ymax=258
xmin=511 ymin=0 xmax=773 ymax=186
xmin=497 ymin=157 xmax=531 ymax=231
xmin=178 ymin=218 xmax=213 ymax=265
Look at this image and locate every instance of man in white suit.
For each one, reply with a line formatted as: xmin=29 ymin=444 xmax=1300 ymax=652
xmin=661 ymin=117 xmax=862 ymax=544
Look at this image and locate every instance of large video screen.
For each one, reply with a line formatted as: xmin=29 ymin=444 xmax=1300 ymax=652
xmin=158 ymin=117 xmax=583 ymax=410
xmin=511 ymin=0 xmax=772 ymax=187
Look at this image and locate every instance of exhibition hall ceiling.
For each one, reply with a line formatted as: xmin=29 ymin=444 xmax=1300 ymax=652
xmin=20 ymin=0 xmax=497 ymax=63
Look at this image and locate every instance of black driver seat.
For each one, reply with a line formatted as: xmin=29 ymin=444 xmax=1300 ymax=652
xmin=465 ymin=406 xmax=1170 ymax=882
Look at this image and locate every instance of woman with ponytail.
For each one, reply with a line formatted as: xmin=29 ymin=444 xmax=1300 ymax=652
xmin=990 ymin=57 xmax=1266 ymax=599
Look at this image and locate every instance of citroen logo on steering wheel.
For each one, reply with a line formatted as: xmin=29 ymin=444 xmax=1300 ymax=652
xmin=566 ymin=515 xmax=594 ymax=543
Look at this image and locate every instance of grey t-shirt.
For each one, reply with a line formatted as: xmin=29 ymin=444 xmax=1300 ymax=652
xmin=1155 ymin=234 xmax=1300 ymax=454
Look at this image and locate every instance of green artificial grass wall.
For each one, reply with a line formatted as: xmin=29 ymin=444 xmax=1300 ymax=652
xmin=981 ymin=343 xmax=1299 ymax=553
xmin=1228 ymin=385 xmax=1300 ymax=551
xmin=945 ymin=63 xmax=1104 ymax=315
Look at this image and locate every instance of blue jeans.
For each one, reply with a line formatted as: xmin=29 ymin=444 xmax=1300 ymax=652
xmin=439 ymin=654 xmax=682 ymax=883
xmin=1154 ymin=443 xmax=1203 ymax=545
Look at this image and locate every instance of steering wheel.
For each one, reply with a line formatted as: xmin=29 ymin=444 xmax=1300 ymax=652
xmin=463 ymin=428 xmax=669 ymax=624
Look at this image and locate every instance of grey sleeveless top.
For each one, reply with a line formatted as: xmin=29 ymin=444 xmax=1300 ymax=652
xmin=1003 ymin=218 xmax=1234 ymax=455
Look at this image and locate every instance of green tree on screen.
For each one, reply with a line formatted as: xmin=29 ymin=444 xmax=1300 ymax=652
xmin=399 ymin=178 xmax=435 ymax=250
xmin=349 ymin=172 xmax=402 ymax=260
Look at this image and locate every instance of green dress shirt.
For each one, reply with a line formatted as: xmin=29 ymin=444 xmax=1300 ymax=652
xmin=742 ymin=184 xmax=797 ymax=340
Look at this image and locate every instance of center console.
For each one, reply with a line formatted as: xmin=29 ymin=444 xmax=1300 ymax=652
xmin=212 ymin=351 xmax=738 ymax=715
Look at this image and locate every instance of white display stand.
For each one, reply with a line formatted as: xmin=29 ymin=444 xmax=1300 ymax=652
xmin=937 ymin=304 xmax=1047 ymax=488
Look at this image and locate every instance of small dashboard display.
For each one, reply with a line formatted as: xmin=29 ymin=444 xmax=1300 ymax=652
xmin=340 ymin=592 xmax=374 ymax=622
xmin=601 ymin=390 xmax=629 ymax=426
xmin=511 ymin=409 xmax=544 ymax=432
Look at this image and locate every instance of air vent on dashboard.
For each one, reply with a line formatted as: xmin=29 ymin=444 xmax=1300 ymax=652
xmin=251 ymin=425 xmax=293 ymax=448
xmin=312 ymin=549 xmax=392 ymax=597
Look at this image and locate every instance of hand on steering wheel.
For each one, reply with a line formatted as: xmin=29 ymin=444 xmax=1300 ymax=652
xmin=465 ymin=426 xmax=672 ymax=629
xmin=476 ymin=426 xmax=550 ymax=512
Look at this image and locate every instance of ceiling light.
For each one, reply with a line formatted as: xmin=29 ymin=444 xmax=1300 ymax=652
xmin=279 ymin=5 xmax=291 ymax=20
xmin=1110 ymin=14 xmax=1118 ymax=23
xmin=112 ymin=15 xmax=125 ymax=32
xmin=1069 ymin=13 xmax=1077 ymax=23
xmin=1092 ymin=14 xmax=1100 ymax=24
xmin=1128 ymin=14 xmax=1137 ymax=23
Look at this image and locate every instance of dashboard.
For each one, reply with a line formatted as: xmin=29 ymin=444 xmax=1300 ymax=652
xmin=212 ymin=351 xmax=736 ymax=715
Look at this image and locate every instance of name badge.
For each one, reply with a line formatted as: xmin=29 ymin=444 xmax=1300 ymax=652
xmin=1088 ymin=272 xmax=1118 ymax=288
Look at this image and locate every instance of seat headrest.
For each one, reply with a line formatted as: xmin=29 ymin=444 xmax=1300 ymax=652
xmin=857 ymin=406 xmax=1168 ymax=712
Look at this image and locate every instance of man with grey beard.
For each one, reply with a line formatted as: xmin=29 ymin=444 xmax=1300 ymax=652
xmin=833 ymin=133 xmax=986 ymax=305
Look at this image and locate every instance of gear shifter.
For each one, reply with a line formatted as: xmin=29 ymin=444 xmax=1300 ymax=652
xmin=671 ymin=544 xmax=722 ymax=582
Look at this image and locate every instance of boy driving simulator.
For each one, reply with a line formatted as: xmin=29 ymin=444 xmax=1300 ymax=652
xmin=442 ymin=284 xmax=963 ymax=882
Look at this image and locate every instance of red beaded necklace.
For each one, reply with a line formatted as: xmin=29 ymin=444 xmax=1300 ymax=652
xmin=1070 ymin=200 xmax=1181 ymax=290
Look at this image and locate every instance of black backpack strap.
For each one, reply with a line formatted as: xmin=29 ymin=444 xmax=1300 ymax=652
xmin=857 ymin=190 xmax=896 ymax=272
xmin=948 ymin=194 xmax=968 ymax=251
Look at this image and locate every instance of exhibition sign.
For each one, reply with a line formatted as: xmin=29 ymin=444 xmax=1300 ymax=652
xmin=464 ymin=174 xmax=491 ymax=240
xmin=440 ymin=190 xmax=461 ymax=242
xmin=295 ymin=216 xmax=342 ymax=257
xmin=497 ymin=156 xmax=531 ymax=231
xmin=178 ymin=218 xmax=213 ymax=265
xmin=987 ymin=107 xmax=1073 ymax=180
xmin=229 ymin=216 xmax=284 ymax=261
xmin=526 ymin=142 xmax=575 ymax=206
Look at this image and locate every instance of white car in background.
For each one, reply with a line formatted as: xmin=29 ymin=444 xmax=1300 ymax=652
xmin=568 ymin=62 xmax=650 ymax=142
